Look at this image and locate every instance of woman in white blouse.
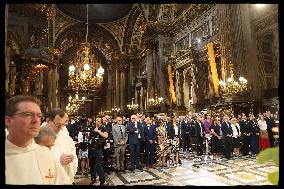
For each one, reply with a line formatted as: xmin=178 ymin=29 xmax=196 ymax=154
xmin=258 ymin=114 xmax=270 ymax=150
xmin=230 ymin=118 xmax=241 ymax=157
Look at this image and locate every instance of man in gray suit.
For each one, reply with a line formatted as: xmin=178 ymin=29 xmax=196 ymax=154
xmin=112 ymin=116 xmax=128 ymax=172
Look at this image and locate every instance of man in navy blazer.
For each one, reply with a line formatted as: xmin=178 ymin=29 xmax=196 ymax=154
xmin=221 ymin=115 xmax=233 ymax=159
xmin=127 ymin=114 xmax=145 ymax=171
xmin=165 ymin=117 xmax=175 ymax=140
xmin=143 ymin=116 xmax=157 ymax=168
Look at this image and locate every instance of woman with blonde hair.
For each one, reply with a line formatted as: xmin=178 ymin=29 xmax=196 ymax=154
xmin=258 ymin=114 xmax=270 ymax=150
xmin=230 ymin=117 xmax=241 ymax=157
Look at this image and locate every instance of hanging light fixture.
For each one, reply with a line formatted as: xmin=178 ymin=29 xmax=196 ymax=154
xmin=149 ymin=94 xmax=164 ymax=106
xmin=66 ymin=92 xmax=86 ymax=115
xmin=127 ymin=98 xmax=138 ymax=110
xmin=68 ymin=4 xmax=104 ymax=92
xmin=219 ymin=63 xmax=248 ymax=96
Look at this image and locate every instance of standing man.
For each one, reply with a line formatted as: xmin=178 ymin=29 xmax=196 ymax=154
xmin=248 ymin=114 xmax=260 ymax=155
xmin=5 ymin=95 xmax=68 ymax=184
xmin=112 ymin=116 xmax=128 ymax=172
xmin=127 ymin=114 xmax=144 ymax=171
xmin=143 ymin=116 xmax=157 ymax=168
xmin=180 ymin=116 xmax=189 ymax=152
xmin=221 ymin=115 xmax=233 ymax=159
xmin=239 ymin=113 xmax=251 ymax=156
xmin=88 ymin=116 xmax=108 ymax=186
xmin=195 ymin=115 xmax=205 ymax=156
xmin=265 ymin=111 xmax=275 ymax=147
xmin=47 ymin=109 xmax=78 ymax=184
xmin=102 ymin=115 xmax=113 ymax=174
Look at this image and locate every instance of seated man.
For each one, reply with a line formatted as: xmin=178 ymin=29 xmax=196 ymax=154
xmin=5 ymin=95 xmax=68 ymax=184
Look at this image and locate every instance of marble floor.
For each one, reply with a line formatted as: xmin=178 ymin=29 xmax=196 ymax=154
xmin=74 ymin=151 xmax=277 ymax=186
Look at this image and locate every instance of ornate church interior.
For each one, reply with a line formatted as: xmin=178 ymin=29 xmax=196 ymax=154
xmin=5 ymin=4 xmax=279 ymax=186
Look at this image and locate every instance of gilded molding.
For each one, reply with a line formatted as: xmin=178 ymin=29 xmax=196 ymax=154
xmin=98 ymin=16 xmax=128 ymax=51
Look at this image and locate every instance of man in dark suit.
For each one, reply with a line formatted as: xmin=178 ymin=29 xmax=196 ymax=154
xmin=239 ymin=113 xmax=251 ymax=156
xmin=165 ymin=116 xmax=175 ymax=140
xmin=195 ymin=115 xmax=205 ymax=156
xmin=180 ymin=116 xmax=190 ymax=152
xmin=102 ymin=115 xmax=113 ymax=174
xmin=143 ymin=116 xmax=157 ymax=169
xmin=88 ymin=116 xmax=108 ymax=186
xmin=127 ymin=114 xmax=145 ymax=171
xmin=265 ymin=111 xmax=275 ymax=147
xmin=221 ymin=115 xmax=233 ymax=159
xmin=112 ymin=116 xmax=128 ymax=172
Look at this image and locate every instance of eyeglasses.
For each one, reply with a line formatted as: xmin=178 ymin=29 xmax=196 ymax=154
xmin=51 ymin=121 xmax=65 ymax=129
xmin=11 ymin=111 xmax=43 ymax=120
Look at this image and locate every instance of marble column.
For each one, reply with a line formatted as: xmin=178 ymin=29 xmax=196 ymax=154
xmin=175 ymin=70 xmax=181 ymax=106
xmin=47 ymin=69 xmax=53 ymax=111
xmin=106 ymin=67 xmax=112 ymax=110
xmin=209 ymin=16 xmax=213 ymax=36
xmin=5 ymin=5 xmax=9 ymax=95
xmin=120 ymin=71 xmax=125 ymax=112
xmin=140 ymin=86 xmax=144 ymax=112
xmin=115 ymin=68 xmax=119 ymax=107
xmin=135 ymin=89 xmax=138 ymax=105
xmin=52 ymin=68 xmax=58 ymax=108
xmin=183 ymin=72 xmax=190 ymax=111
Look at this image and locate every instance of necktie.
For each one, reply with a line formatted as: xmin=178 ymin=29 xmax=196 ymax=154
xmin=119 ymin=126 xmax=124 ymax=139
xmin=236 ymin=125 xmax=240 ymax=135
xmin=200 ymin=123 xmax=202 ymax=136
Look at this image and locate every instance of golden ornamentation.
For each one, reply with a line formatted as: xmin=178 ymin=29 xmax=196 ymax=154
xmin=149 ymin=93 xmax=164 ymax=106
xmin=68 ymin=4 xmax=104 ymax=92
xmin=219 ymin=64 xmax=248 ymax=96
xmin=66 ymin=93 xmax=86 ymax=115
xmin=127 ymin=98 xmax=138 ymax=110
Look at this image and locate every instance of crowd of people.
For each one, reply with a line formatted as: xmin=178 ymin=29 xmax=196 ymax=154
xmin=66 ymin=108 xmax=278 ymax=183
xmin=5 ymin=95 xmax=279 ymax=185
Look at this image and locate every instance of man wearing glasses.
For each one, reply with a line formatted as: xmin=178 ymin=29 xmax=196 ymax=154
xmin=47 ymin=109 xmax=78 ymax=184
xmin=5 ymin=95 xmax=68 ymax=184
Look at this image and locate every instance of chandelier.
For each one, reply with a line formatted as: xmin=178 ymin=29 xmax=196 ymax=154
xmin=68 ymin=4 xmax=104 ymax=92
xmin=112 ymin=106 xmax=121 ymax=113
xmin=149 ymin=93 xmax=164 ymax=106
xmin=127 ymin=98 xmax=138 ymax=110
xmin=66 ymin=92 xmax=86 ymax=115
xmin=219 ymin=63 xmax=248 ymax=96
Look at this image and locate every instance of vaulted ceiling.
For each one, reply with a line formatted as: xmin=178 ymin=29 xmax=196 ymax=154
xmin=55 ymin=4 xmax=133 ymax=23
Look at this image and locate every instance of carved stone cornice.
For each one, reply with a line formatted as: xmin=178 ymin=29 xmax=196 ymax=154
xmin=171 ymin=4 xmax=214 ymax=35
xmin=169 ymin=49 xmax=195 ymax=70
xmin=251 ymin=12 xmax=278 ymax=32
xmin=251 ymin=12 xmax=278 ymax=37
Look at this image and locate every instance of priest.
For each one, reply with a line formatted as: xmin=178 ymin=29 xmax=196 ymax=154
xmin=5 ymin=95 xmax=68 ymax=184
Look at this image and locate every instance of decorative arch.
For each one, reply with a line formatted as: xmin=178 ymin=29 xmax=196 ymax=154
xmin=54 ymin=22 xmax=120 ymax=64
xmin=122 ymin=5 xmax=145 ymax=54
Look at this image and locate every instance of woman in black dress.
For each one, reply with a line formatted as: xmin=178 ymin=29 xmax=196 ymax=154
xmin=210 ymin=118 xmax=223 ymax=160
